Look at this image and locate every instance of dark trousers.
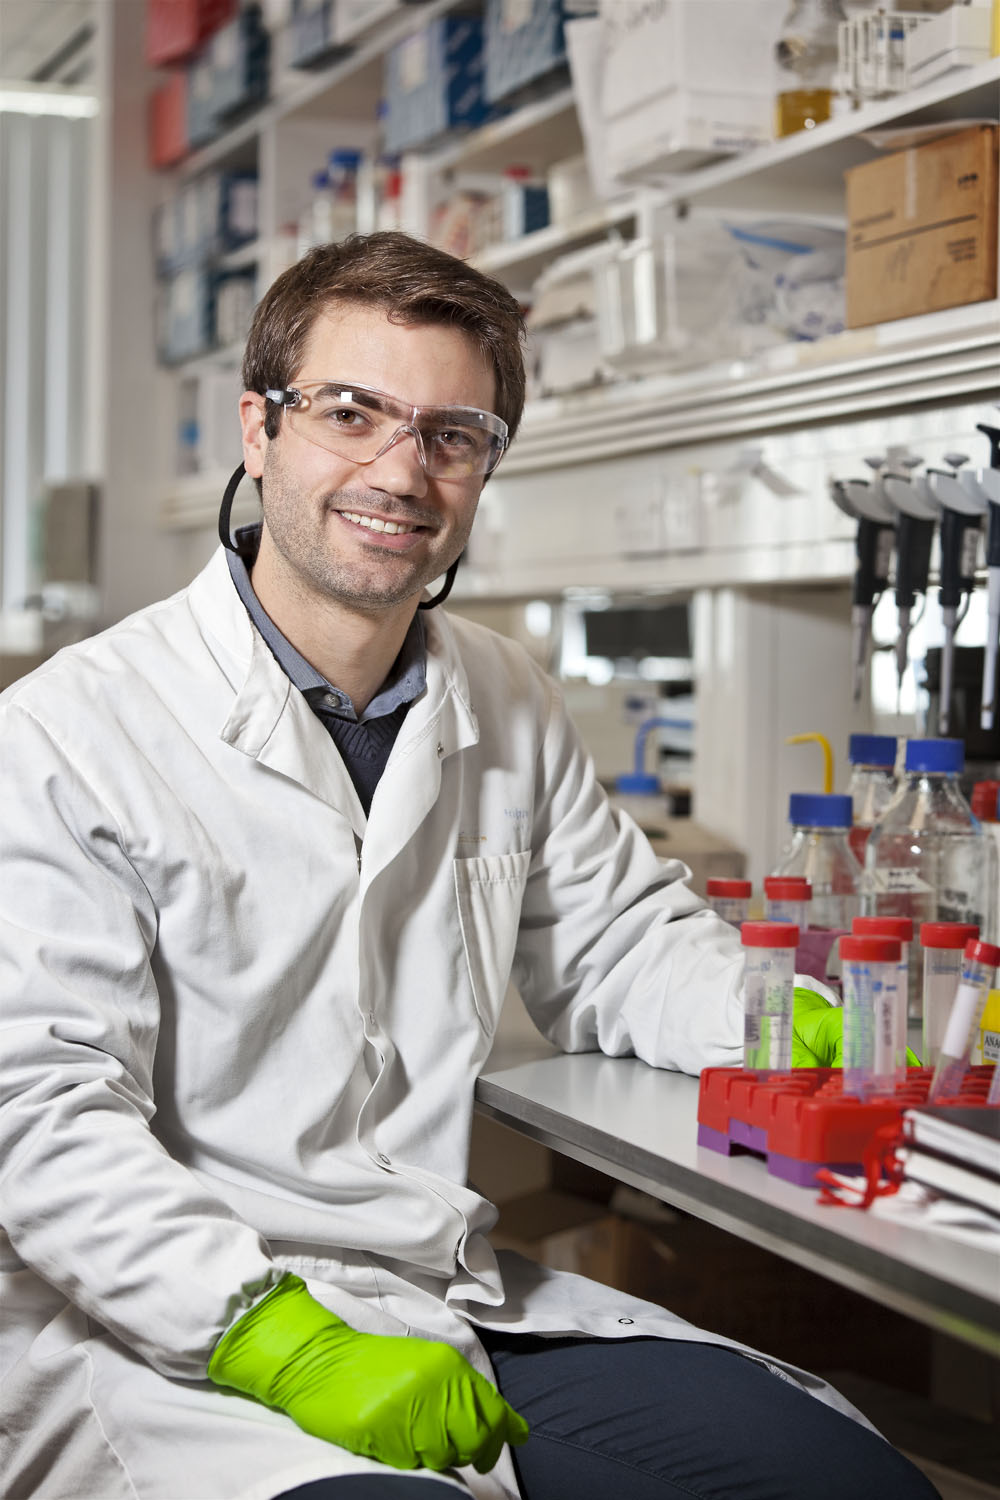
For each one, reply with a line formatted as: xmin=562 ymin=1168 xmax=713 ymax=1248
xmin=275 ymin=1332 xmax=941 ymax=1500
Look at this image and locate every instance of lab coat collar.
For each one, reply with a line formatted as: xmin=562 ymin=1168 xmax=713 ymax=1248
xmin=186 ymin=548 xmax=479 ymax=829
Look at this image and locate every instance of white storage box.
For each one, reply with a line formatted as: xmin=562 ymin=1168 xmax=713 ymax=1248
xmin=597 ymin=0 xmax=787 ymax=180
xmin=904 ymin=0 xmax=992 ymax=88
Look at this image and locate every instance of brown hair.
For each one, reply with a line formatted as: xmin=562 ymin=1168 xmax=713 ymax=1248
xmin=242 ymin=231 xmax=527 ymax=444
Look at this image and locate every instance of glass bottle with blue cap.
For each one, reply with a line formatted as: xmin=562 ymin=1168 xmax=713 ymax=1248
xmin=771 ymin=791 xmax=861 ymax=931
xmin=845 ymin=732 xmax=898 ymax=864
xmin=862 ymin=737 xmax=995 ymax=942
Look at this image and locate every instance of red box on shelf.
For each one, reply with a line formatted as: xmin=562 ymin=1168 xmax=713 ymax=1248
xmin=149 ymin=73 xmax=190 ymax=169
xmin=697 ymin=1066 xmax=995 ymax=1186
xmin=147 ymin=0 xmax=238 ymax=67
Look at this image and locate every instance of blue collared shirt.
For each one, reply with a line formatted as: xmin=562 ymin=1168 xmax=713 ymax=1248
xmin=226 ymin=527 xmax=427 ymax=813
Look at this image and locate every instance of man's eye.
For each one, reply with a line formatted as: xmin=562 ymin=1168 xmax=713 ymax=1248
xmin=321 ymin=406 xmax=366 ymax=427
xmin=431 ymin=428 xmax=476 ymax=449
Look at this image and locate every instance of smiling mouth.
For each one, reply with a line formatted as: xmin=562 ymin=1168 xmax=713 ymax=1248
xmin=338 ymin=510 xmax=422 ymax=536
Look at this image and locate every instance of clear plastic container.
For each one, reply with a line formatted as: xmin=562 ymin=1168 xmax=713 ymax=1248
xmin=706 ymin=878 xmax=752 ymax=926
xmin=741 ymin=921 xmax=798 ymax=1074
xmin=773 ymin=0 xmax=848 ymax=136
xmin=920 ymin=921 xmax=980 ymax=1066
xmin=863 ymin=740 xmax=995 ymax=953
xmin=764 ymin=875 xmax=812 ymax=928
xmin=771 ymin=792 xmax=861 ymax=930
xmin=929 ymin=938 xmax=1000 ymax=1100
xmin=846 ymin=732 xmax=897 ymax=865
xmin=852 ymin=915 xmax=913 ymax=1080
xmin=840 ymin=934 xmax=901 ymax=1098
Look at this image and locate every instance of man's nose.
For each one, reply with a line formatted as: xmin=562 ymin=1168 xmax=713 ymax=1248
xmin=364 ymin=425 xmax=428 ymax=494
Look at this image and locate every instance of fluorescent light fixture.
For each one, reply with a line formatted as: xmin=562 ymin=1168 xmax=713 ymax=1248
xmin=0 ymin=83 xmax=98 ymax=118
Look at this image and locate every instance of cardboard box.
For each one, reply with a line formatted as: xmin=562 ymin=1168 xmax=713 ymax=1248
xmin=845 ymin=124 xmax=999 ymax=329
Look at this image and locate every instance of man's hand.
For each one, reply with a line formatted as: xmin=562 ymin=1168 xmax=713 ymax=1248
xmin=207 ymin=1273 xmax=528 ymax=1474
xmin=792 ymin=986 xmax=921 ymax=1068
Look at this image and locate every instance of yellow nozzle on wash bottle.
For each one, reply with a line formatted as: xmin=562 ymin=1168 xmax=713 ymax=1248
xmin=786 ymin=733 xmax=834 ymax=794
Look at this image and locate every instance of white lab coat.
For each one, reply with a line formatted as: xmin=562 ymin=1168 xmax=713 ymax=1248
xmin=0 ymin=547 xmax=872 ymax=1500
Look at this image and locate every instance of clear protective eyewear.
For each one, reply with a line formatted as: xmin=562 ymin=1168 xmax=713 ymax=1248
xmin=265 ymin=379 xmax=509 ymax=480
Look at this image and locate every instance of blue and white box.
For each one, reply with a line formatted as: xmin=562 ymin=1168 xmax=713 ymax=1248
xmin=212 ymin=4 xmax=270 ymax=121
xmin=484 ymin=0 xmax=567 ymax=105
xmin=383 ymin=17 xmax=487 ymax=154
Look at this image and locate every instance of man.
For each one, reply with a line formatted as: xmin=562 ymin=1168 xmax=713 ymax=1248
xmin=0 ymin=233 xmax=937 ymax=1500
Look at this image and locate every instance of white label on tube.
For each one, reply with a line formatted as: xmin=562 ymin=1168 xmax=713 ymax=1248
xmin=940 ymin=978 xmax=984 ymax=1060
xmin=874 ymin=976 xmax=895 ymax=1078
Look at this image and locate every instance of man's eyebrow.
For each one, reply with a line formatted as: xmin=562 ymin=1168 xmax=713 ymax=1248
xmin=310 ymin=383 xmax=389 ymax=410
xmin=416 ymin=404 xmax=486 ymax=425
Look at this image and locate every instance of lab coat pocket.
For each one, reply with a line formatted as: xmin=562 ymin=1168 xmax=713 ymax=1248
xmin=454 ymin=851 xmax=531 ymax=1031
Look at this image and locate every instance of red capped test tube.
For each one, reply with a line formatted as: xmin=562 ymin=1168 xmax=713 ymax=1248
xmin=741 ymin=921 xmax=799 ymax=1074
xmin=764 ymin=876 xmax=812 ymax=930
xmin=706 ymin=878 xmax=752 ymax=926
xmin=852 ymin=915 xmax=913 ymax=1080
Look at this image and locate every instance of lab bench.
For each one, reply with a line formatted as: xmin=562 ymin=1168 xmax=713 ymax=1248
xmin=475 ymin=1034 xmax=1000 ymax=1358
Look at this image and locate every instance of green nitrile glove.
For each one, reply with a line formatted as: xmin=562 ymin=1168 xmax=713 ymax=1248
xmin=792 ymin=987 xmax=921 ymax=1068
xmin=207 ymin=1274 xmax=528 ymax=1474
xmin=792 ymin=986 xmax=844 ymax=1067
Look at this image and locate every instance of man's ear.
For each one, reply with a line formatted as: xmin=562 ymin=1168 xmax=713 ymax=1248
xmin=239 ymin=393 xmax=268 ymax=479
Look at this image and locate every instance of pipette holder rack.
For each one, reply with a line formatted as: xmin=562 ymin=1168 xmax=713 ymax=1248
xmin=697 ymin=1067 xmax=995 ymax=1185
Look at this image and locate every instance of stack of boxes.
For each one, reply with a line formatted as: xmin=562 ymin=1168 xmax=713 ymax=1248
xmin=287 ymin=0 xmax=407 ymax=69
xmin=154 ymin=171 xmax=259 ymax=363
xmin=147 ymin=0 xmax=270 ymax=166
xmin=483 ymin=0 xmax=569 ymax=107
xmin=383 ymin=15 xmax=489 ymax=155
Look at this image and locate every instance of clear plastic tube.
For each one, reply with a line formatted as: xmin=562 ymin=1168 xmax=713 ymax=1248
xmin=841 ymin=935 xmax=901 ymax=1097
xmin=764 ymin=876 xmax=811 ymax=930
xmin=852 ymin=916 xmax=912 ymax=1080
xmin=741 ymin=921 xmax=798 ymax=1075
xmin=929 ymin=940 xmax=1000 ymax=1100
xmin=987 ymin=1058 xmax=1000 ymax=1104
xmin=921 ymin=923 xmax=979 ymax=1067
xmin=706 ymin=878 xmax=752 ymax=927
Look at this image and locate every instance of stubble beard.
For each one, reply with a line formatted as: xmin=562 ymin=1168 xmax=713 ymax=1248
xmin=261 ymin=463 xmax=475 ymax=613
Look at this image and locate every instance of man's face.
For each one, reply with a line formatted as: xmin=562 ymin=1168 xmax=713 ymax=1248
xmin=240 ymin=302 xmax=497 ymax=616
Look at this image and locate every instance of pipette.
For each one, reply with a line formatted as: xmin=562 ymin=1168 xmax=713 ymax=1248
xmin=976 ymin=424 xmax=1000 ymax=730
xmin=830 ymin=477 xmax=895 ymax=703
xmin=882 ymin=462 xmax=939 ymax=696
xmin=924 ymin=453 xmax=986 ymax=735
xmin=928 ymin=937 xmax=1000 ymax=1101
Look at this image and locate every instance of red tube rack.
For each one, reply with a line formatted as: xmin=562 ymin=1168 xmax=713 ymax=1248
xmin=696 ymin=1067 xmax=995 ymax=1186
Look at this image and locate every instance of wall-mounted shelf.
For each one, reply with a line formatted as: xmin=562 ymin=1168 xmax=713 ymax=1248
xmin=429 ymin=86 xmax=581 ymax=176
xmin=474 ymin=195 xmax=641 ymax=286
xmin=154 ymin=8 xmax=1000 ymax=540
xmin=507 ymin=300 xmax=1000 ymax=474
xmin=640 ymin=57 xmax=1000 ymax=219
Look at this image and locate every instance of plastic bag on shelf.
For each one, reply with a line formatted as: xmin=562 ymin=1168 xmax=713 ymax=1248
xmin=723 ymin=216 xmax=846 ymax=345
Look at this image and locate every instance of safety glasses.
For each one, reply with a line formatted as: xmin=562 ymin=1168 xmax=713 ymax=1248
xmin=265 ymin=379 xmax=509 ymax=480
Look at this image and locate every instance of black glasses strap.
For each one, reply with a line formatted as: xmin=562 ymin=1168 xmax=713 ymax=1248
xmin=219 ymin=462 xmax=247 ymax=552
xmin=418 ymin=558 xmax=460 ymax=610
